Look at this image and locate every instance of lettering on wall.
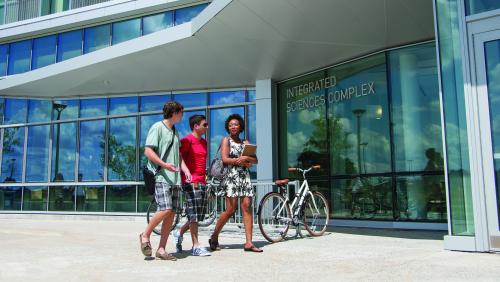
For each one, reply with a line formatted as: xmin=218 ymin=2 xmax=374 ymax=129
xmin=286 ymin=76 xmax=376 ymax=112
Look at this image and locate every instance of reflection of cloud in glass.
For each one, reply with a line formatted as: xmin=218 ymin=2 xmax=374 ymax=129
xmin=287 ymin=131 xmax=308 ymax=166
xmin=26 ymin=125 xmax=50 ymax=181
xmin=80 ymin=99 xmax=107 ymax=118
xmin=109 ymin=97 xmax=138 ymax=115
xmin=28 ymin=100 xmax=52 ymax=122
xmin=209 ymin=91 xmax=245 ymax=105
xmin=79 ymin=120 xmax=105 ymax=181
xmin=298 ymin=109 xmax=320 ymax=124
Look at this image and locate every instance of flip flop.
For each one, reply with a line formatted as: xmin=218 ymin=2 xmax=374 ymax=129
xmin=243 ymin=245 xmax=263 ymax=253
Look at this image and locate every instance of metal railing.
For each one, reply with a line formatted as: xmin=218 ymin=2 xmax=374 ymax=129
xmin=1 ymin=0 xmax=113 ymax=25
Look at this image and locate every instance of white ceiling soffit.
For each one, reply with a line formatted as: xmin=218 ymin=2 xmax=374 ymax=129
xmin=0 ymin=0 xmax=435 ymax=98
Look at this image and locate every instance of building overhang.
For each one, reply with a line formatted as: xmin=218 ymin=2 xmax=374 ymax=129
xmin=0 ymin=0 xmax=435 ymax=98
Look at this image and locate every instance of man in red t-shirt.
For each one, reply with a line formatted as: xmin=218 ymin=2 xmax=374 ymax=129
xmin=173 ymin=114 xmax=211 ymax=256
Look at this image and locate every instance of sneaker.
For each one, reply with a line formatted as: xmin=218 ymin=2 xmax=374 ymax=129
xmin=172 ymin=230 xmax=183 ymax=253
xmin=192 ymin=246 xmax=211 ymax=257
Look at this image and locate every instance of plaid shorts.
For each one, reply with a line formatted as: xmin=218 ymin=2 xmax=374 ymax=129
xmin=182 ymin=184 xmax=208 ymax=223
xmin=154 ymin=182 xmax=182 ymax=212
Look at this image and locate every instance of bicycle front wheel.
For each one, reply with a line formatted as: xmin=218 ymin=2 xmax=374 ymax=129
xmin=146 ymin=199 xmax=162 ymax=235
xmin=303 ymin=192 xmax=330 ymax=236
xmin=257 ymin=192 xmax=291 ymax=243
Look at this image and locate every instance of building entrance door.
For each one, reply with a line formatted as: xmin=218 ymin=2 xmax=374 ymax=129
xmin=473 ymin=29 xmax=500 ymax=252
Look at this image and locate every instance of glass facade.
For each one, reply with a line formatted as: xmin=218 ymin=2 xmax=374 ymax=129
xmin=465 ymin=0 xmax=500 ymax=15
xmin=278 ymin=42 xmax=446 ymax=222
xmin=0 ymin=3 xmax=208 ymax=76
xmin=435 ymin=0 xmax=475 ymax=235
xmin=0 ymin=89 xmax=255 ymax=213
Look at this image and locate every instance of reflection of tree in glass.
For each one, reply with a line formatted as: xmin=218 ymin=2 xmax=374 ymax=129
xmin=296 ymin=117 xmax=329 ymax=171
xmin=329 ymin=117 xmax=354 ymax=174
xmin=102 ymin=135 xmax=136 ymax=180
xmin=2 ymin=128 xmax=22 ymax=154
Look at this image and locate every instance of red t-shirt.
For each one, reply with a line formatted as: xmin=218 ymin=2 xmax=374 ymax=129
xmin=180 ymin=133 xmax=207 ymax=184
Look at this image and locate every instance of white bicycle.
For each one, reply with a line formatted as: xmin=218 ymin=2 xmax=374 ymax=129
xmin=257 ymin=165 xmax=330 ymax=243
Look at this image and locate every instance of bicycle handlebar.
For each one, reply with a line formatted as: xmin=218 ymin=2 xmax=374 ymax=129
xmin=288 ymin=165 xmax=321 ymax=173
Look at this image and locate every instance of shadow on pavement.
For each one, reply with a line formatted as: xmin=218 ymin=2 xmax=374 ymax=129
xmin=329 ymin=227 xmax=446 ymax=240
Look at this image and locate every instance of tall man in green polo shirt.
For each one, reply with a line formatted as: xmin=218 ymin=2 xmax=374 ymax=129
xmin=139 ymin=101 xmax=192 ymax=261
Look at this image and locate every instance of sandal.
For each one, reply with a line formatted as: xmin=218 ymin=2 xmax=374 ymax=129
xmin=243 ymin=245 xmax=263 ymax=253
xmin=139 ymin=233 xmax=152 ymax=257
xmin=155 ymin=251 xmax=177 ymax=261
xmin=208 ymin=238 xmax=221 ymax=251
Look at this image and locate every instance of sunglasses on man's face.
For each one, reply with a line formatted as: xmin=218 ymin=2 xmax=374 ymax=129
xmin=200 ymin=122 xmax=208 ymax=128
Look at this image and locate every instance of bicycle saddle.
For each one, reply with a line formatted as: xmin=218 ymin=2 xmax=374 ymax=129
xmin=274 ymin=179 xmax=289 ymax=186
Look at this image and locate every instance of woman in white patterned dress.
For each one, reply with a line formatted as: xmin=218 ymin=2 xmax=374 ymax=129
xmin=209 ymin=114 xmax=262 ymax=252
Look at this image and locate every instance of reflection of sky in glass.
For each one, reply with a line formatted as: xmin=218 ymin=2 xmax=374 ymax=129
xmin=140 ymin=114 xmax=162 ymax=174
xmin=209 ymin=107 xmax=244 ymax=162
xmin=28 ymin=99 xmax=52 ymax=123
xmin=248 ymin=90 xmax=256 ymax=102
xmin=174 ymin=4 xmax=208 ymax=25
xmin=4 ymin=99 xmax=27 ymax=124
xmin=57 ymin=30 xmax=82 ymax=62
xmin=8 ymin=40 xmax=31 ymax=75
xmin=0 ymin=45 xmax=7 ymax=76
xmin=79 ymin=120 xmax=105 ymax=181
xmin=32 ymin=35 xmax=56 ymax=70
xmin=108 ymin=117 xmax=137 ymax=181
xmin=173 ymin=93 xmax=207 ymax=108
xmin=178 ymin=110 xmax=206 ymax=139
xmin=209 ymin=91 xmax=246 ymax=105
xmin=80 ymin=98 xmax=107 ymax=118
xmin=0 ymin=98 xmax=4 ymax=124
xmin=112 ymin=19 xmax=141 ymax=45
xmin=52 ymin=122 xmax=76 ymax=182
xmin=140 ymin=95 xmax=170 ymax=112
xmin=84 ymin=25 xmax=110 ymax=54
xmin=143 ymin=11 xmax=173 ymax=35
xmin=485 ymin=40 xmax=500 ymax=166
xmin=247 ymin=105 xmax=257 ymax=177
xmin=390 ymin=43 xmax=442 ymax=172
xmin=26 ymin=125 xmax=50 ymax=182
xmin=1 ymin=127 xmax=24 ymax=182
xmin=109 ymin=96 xmax=138 ymax=115
xmin=53 ymin=99 xmax=79 ymax=120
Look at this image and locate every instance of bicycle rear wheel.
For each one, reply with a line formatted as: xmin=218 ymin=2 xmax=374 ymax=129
xmin=146 ymin=199 xmax=162 ymax=235
xmin=257 ymin=192 xmax=291 ymax=243
xmin=303 ymin=191 xmax=330 ymax=236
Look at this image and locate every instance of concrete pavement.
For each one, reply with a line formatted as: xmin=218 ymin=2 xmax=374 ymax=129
xmin=0 ymin=215 xmax=499 ymax=282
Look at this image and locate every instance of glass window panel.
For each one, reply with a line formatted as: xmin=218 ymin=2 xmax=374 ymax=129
xmin=140 ymin=94 xmax=170 ymax=112
xmin=26 ymin=125 xmax=50 ymax=182
xmin=390 ymin=43 xmax=444 ymax=172
xmin=49 ymin=0 xmax=69 ymax=13
xmin=209 ymin=90 xmax=246 ymax=105
xmin=143 ymin=11 xmax=174 ymax=35
xmin=466 ymin=0 xmax=500 ymax=15
xmin=4 ymin=98 xmax=27 ymax=124
xmin=32 ymin=35 xmax=56 ymax=70
xmin=48 ymin=186 xmax=75 ymax=211
xmin=112 ymin=18 xmax=141 ymax=45
xmin=28 ymin=99 xmax=52 ymax=123
xmin=0 ymin=0 xmax=4 ymax=24
xmin=178 ymin=110 xmax=206 ymax=139
xmin=108 ymin=117 xmax=137 ymax=181
xmin=139 ymin=114 xmax=162 ymax=180
xmin=331 ymin=176 xmax=393 ymax=220
xmin=76 ymin=186 xmax=104 ymax=212
xmin=278 ymin=71 xmax=328 ymax=178
xmin=173 ymin=92 xmax=207 ymax=108
xmin=396 ymin=175 xmax=446 ymax=222
xmin=248 ymin=90 xmax=256 ymax=102
xmin=109 ymin=96 xmax=138 ymax=115
xmin=51 ymin=122 xmax=76 ymax=182
xmin=209 ymin=107 xmax=244 ymax=163
xmin=53 ymin=100 xmax=78 ymax=120
xmin=435 ymin=0 xmax=474 ymax=235
xmin=0 ymin=186 xmax=22 ymax=210
xmin=137 ymin=185 xmax=150 ymax=212
xmin=0 ymin=98 xmax=4 ymax=124
xmin=174 ymin=4 xmax=208 ymax=25
xmin=80 ymin=98 xmax=107 ymax=118
xmin=1 ymin=127 xmax=25 ymax=183
xmin=79 ymin=120 xmax=105 ymax=181
xmin=0 ymin=44 xmax=8 ymax=76
xmin=327 ymin=53 xmax=391 ymax=175
xmin=7 ymin=40 xmax=31 ymax=75
xmin=57 ymin=30 xmax=82 ymax=62
xmin=23 ymin=186 xmax=48 ymax=211
xmin=247 ymin=105 xmax=257 ymax=179
xmin=106 ymin=185 xmax=136 ymax=212
xmin=84 ymin=25 xmax=110 ymax=54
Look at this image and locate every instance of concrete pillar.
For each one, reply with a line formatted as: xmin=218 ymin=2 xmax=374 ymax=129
xmin=255 ymin=79 xmax=276 ymax=183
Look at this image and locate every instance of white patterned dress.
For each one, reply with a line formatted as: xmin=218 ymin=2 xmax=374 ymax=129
xmin=222 ymin=138 xmax=253 ymax=197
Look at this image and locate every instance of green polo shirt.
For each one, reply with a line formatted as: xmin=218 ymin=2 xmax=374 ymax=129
xmin=145 ymin=121 xmax=181 ymax=185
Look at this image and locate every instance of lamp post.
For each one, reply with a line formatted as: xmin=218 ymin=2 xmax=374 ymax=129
xmin=53 ymin=103 xmax=67 ymax=181
xmin=352 ymin=109 xmax=366 ymax=175
xmin=360 ymin=142 xmax=368 ymax=174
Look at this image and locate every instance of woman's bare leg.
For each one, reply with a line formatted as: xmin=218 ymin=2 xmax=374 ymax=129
xmin=211 ymin=197 xmax=238 ymax=241
xmin=241 ymin=197 xmax=257 ymax=249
